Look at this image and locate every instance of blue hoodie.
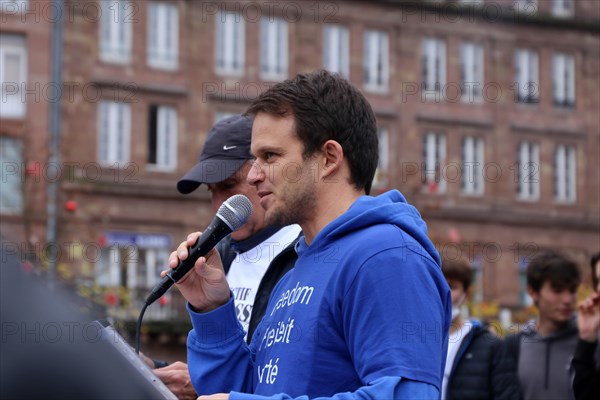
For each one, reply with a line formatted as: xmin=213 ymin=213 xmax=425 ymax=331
xmin=187 ymin=190 xmax=452 ymax=399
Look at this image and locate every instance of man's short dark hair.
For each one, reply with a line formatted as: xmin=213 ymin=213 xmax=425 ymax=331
xmin=245 ymin=70 xmax=379 ymax=194
xmin=526 ymin=250 xmax=581 ymax=293
xmin=441 ymin=255 xmax=472 ymax=292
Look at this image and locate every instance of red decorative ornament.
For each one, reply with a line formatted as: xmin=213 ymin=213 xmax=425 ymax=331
xmin=448 ymin=227 xmax=461 ymax=243
xmin=159 ymin=296 xmax=169 ymax=306
xmin=428 ymin=181 xmax=438 ymax=194
xmin=25 ymin=161 xmax=41 ymax=177
xmin=65 ymin=200 xmax=77 ymax=212
xmin=104 ymin=291 xmax=119 ymax=307
xmin=97 ymin=234 xmax=107 ymax=248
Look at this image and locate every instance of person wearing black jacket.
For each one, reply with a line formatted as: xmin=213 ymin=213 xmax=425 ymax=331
xmin=441 ymin=255 xmax=520 ymax=400
xmin=572 ymin=252 xmax=600 ymax=400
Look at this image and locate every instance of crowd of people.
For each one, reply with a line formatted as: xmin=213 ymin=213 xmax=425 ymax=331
xmin=145 ymin=70 xmax=599 ymax=400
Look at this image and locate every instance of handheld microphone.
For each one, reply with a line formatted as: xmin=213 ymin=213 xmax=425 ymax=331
xmin=144 ymin=194 xmax=253 ymax=306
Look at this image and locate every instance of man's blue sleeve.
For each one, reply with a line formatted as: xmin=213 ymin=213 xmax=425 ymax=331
xmin=229 ymin=376 xmax=439 ymax=399
xmin=186 ymin=296 xmax=254 ymax=395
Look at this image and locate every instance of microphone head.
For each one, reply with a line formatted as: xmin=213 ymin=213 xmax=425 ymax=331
xmin=217 ymin=194 xmax=253 ymax=231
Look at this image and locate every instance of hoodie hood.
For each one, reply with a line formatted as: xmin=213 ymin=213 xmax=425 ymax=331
xmin=298 ymin=190 xmax=440 ymax=267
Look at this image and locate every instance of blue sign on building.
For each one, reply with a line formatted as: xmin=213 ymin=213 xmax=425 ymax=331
xmin=104 ymin=232 xmax=171 ymax=249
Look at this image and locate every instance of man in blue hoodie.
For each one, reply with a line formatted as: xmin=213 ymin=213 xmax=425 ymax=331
xmin=165 ymin=70 xmax=451 ymax=399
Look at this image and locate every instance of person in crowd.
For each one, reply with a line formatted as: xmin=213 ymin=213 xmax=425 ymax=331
xmin=149 ymin=115 xmax=300 ymax=400
xmin=504 ymin=250 xmax=581 ymax=400
xmin=440 ymin=254 xmax=520 ymax=400
xmin=167 ymin=70 xmax=451 ymax=399
xmin=572 ymin=251 xmax=600 ymax=400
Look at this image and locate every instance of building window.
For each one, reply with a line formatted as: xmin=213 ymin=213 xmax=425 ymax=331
xmin=216 ymin=11 xmax=245 ymax=76
xmin=323 ymin=24 xmax=349 ymax=78
xmin=470 ymin=256 xmax=484 ymax=304
xmin=148 ymin=105 xmax=177 ymax=170
xmin=517 ymin=255 xmax=534 ymax=306
xmin=95 ymin=246 xmax=169 ymax=289
xmin=515 ymin=49 xmax=539 ymax=104
xmin=422 ymin=38 xmax=446 ymax=99
xmin=554 ymin=144 xmax=576 ymax=203
xmin=95 ymin=233 xmax=171 ymax=289
xmin=147 ymin=2 xmax=178 ymax=70
xmin=363 ymin=30 xmax=389 ymax=92
xmin=0 ymin=34 xmax=26 ymax=118
xmin=98 ymin=101 xmax=131 ymax=165
xmin=516 ymin=141 xmax=540 ymax=201
xmin=423 ymin=132 xmax=447 ymax=194
xmin=100 ymin=0 xmax=133 ymax=63
xmin=372 ymin=127 xmax=389 ymax=189
xmin=514 ymin=0 xmax=537 ymax=13
xmin=0 ymin=137 xmax=23 ymax=214
xmin=260 ymin=17 xmax=287 ymax=80
xmin=552 ymin=53 xmax=575 ymax=108
xmin=0 ymin=0 xmax=28 ymax=12
xmin=552 ymin=0 xmax=573 ymax=17
xmin=461 ymin=136 xmax=484 ymax=196
xmin=460 ymin=42 xmax=484 ymax=103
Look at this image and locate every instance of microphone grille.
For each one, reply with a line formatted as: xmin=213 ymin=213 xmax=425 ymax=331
xmin=217 ymin=194 xmax=253 ymax=230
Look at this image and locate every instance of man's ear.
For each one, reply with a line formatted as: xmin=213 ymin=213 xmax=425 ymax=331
xmin=320 ymin=140 xmax=344 ymax=179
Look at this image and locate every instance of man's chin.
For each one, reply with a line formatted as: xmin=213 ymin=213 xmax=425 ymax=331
xmin=231 ymin=229 xmax=252 ymax=242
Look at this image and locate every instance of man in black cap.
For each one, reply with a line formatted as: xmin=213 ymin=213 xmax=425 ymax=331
xmin=151 ymin=115 xmax=300 ymax=400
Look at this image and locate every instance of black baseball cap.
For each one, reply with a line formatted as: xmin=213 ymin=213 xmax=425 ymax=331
xmin=177 ymin=114 xmax=254 ymax=194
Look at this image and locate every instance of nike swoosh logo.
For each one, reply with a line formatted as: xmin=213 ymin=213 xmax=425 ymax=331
xmin=223 ymin=145 xmax=237 ymax=150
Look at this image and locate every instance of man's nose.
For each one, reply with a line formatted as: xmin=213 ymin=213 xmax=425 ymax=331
xmin=247 ymin=161 xmax=263 ymax=184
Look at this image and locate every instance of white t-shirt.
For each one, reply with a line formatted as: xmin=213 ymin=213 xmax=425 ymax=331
xmin=442 ymin=320 xmax=474 ymax=400
xmin=226 ymin=225 xmax=301 ymax=337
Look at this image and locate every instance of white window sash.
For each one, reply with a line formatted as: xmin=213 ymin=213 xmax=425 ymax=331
xmin=100 ymin=0 xmax=132 ymax=63
xmin=475 ymin=137 xmax=484 ymax=193
xmin=553 ymin=53 xmax=575 ymax=106
xmin=424 ymin=133 xmax=446 ymax=193
xmin=0 ymin=37 xmax=26 ymax=118
xmin=462 ymin=137 xmax=484 ymax=195
xmin=464 ymin=137 xmax=474 ymax=193
xmin=555 ymin=145 xmax=577 ymax=202
xmin=556 ymin=145 xmax=566 ymax=200
xmin=154 ymin=106 xmax=177 ymax=170
xmin=438 ymin=135 xmax=447 ymax=192
xmin=364 ymin=30 xmax=388 ymax=91
xmin=531 ymin=143 xmax=540 ymax=199
xmin=461 ymin=43 xmax=484 ymax=101
xmin=567 ymin=146 xmax=576 ymax=201
xmin=148 ymin=3 xmax=178 ymax=69
xmin=373 ymin=128 xmax=389 ymax=188
xmin=98 ymin=102 xmax=131 ymax=165
xmin=425 ymin=39 xmax=436 ymax=90
xmin=438 ymin=40 xmax=446 ymax=91
xmin=423 ymin=38 xmax=445 ymax=93
xmin=369 ymin=32 xmax=379 ymax=85
xmin=325 ymin=25 xmax=349 ymax=78
xmin=552 ymin=0 xmax=573 ymax=17
xmin=518 ymin=142 xmax=539 ymax=200
xmin=529 ymin=51 xmax=539 ymax=101
xmin=261 ymin=18 xmax=287 ymax=79
xmin=0 ymin=137 xmax=23 ymax=213
xmin=515 ymin=0 xmax=538 ymax=13
xmin=516 ymin=49 xmax=538 ymax=102
xmin=217 ymin=12 xmax=244 ymax=74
